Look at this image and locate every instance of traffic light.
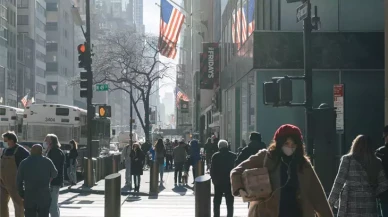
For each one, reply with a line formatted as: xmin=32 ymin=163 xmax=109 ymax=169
xmin=263 ymin=81 xmax=279 ymax=104
xmin=79 ymin=71 xmax=89 ymax=98
xmin=77 ymin=43 xmax=90 ymax=69
xmin=98 ymin=105 xmax=111 ymax=118
xmin=278 ymin=77 xmax=293 ymax=103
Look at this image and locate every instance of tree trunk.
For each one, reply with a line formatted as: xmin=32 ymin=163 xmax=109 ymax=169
xmin=144 ymin=100 xmax=150 ymax=142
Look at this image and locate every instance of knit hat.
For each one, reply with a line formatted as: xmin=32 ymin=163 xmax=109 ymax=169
xmin=249 ymin=132 xmax=262 ymax=141
xmin=273 ymin=124 xmax=303 ymax=142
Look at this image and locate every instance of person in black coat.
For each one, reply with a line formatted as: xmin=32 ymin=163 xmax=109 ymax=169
xmin=235 ymin=132 xmax=266 ymax=166
xmin=131 ymin=143 xmax=145 ymax=193
xmin=210 ymin=139 xmax=236 ymax=217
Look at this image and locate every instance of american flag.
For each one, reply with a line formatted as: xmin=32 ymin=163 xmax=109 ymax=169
xmin=246 ymin=0 xmax=255 ymax=36
xmin=20 ymin=94 xmax=28 ymax=108
xmin=175 ymin=87 xmax=189 ymax=107
xmin=159 ymin=0 xmax=185 ymax=59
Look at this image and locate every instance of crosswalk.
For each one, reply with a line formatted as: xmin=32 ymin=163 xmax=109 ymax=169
xmin=8 ymin=192 xmax=249 ymax=217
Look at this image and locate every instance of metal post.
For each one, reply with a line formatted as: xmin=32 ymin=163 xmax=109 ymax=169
xmin=92 ymin=158 xmax=97 ymax=184
xmin=149 ymin=161 xmax=159 ymax=195
xmin=104 ymin=173 xmax=121 ymax=217
xmin=196 ymin=160 xmax=204 ymax=177
xmin=195 ymin=175 xmax=211 ymax=217
xmin=130 ymin=84 xmax=133 ymax=145
xmin=303 ymin=0 xmax=314 ymax=163
xmin=85 ymin=158 xmax=94 ymax=187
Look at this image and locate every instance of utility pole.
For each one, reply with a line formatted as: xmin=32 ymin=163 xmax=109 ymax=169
xmin=302 ymin=0 xmax=314 ymax=160
xmin=130 ymin=84 xmax=133 ymax=145
xmin=85 ymin=0 xmax=93 ymax=159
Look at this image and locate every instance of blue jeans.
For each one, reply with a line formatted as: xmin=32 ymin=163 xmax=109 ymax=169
xmin=159 ymin=163 xmax=164 ymax=181
xmin=49 ymin=185 xmax=60 ymax=217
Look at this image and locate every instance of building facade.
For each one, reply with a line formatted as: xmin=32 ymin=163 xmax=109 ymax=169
xmin=17 ymin=0 xmax=47 ymax=104
xmin=5 ymin=0 xmax=17 ymax=106
xmin=0 ymin=0 xmax=7 ymax=105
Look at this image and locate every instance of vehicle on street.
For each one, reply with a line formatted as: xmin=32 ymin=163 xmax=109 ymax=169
xmin=0 ymin=105 xmax=24 ymax=140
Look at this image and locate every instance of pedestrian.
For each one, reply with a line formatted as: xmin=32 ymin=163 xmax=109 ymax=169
xmin=376 ymin=125 xmax=388 ymax=216
xmin=131 ymin=143 xmax=145 ymax=193
xmin=141 ymin=141 xmax=151 ymax=169
xmin=231 ymin=124 xmax=333 ymax=217
xmin=121 ymin=141 xmax=132 ymax=189
xmin=237 ymin=139 xmax=247 ymax=156
xmin=329 ymin=135 xmax=388 ymax=217
xmin=189 ymin=139 xmax=201 ymax=182
xmin=165 ymin=139 xmax=173 ymax=170
xmin=17 ymin=144 xmax=58 ymax=217
xmin=44 ymin=134 xmax=65 ymax=217
xmin=211 ymin=140 xmax=236 ymax=217
xmin=0 ymin=131 xmax=30 ymax=217
xmin=235 ymin=132 xmax=266 ymax=166
xmin=67 ymin=140 xmax=78 ymax=186
xmin=204 ymin=138 xmax=213 ymax=171
xmin=154 ymin=139 xmax=166 ymax=184
xmin=173 ymin=141 xmax=187 ymax=185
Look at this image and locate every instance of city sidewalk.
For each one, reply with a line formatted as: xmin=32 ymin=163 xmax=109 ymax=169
xmin=68 ymin=168 xmax=216 ymax=196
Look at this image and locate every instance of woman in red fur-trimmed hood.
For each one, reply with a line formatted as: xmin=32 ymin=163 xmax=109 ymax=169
xmin=231 ymin=124 xmax=333 ymax=217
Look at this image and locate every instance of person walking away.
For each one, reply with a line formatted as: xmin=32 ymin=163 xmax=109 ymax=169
xmin=154 ymin=139 xmax=166 ymax=184
xmin=235 ymin=132 xmax=266 ymax=166
xmin=1 ymin=131 xmax=30 ymax=217
xmin=67 ymin=140 xmax=78 ymax=186
xmin=121 ymin=142 xmax=132 ymax=189
xmin=131 ymin=143 xmax=145 ymax=193
xmin=376 ymin=125 xmax=388 ymax=216
xmin=237 ymin=140 xmax=247 ymax=156
xmin=173 ymin=141 xmax=187 ymax=185
xmin=141 ymin=141 xmax=152 ymax=170
xmin=165 ymin=139 xmax=173 ymax=171
xmin=204 ymin=138 xmax=213 ymax=172
xmin=329 ymin=135 xmax=388 ymax=217
xmin=231 ymin=124 xmax=333 ymax=217
xmin=189 ymin=140 xmax=201 ymax=183
xmin=211 ymin=140 xmax=236 ymax=217
xmin=44 ymin=134 xmax=65 ymax=217
xmin=17 ymin=144 xmax=58 ymax=217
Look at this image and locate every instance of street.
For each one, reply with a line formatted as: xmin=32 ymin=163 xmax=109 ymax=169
xmin=8 ymin=192 xmax=249 ymax=217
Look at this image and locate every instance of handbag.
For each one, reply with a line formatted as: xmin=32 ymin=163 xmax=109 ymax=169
xmin=241 ymin=152 xmax=272 ymax=201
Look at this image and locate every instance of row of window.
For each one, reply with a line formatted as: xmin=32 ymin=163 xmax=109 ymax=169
xmin=36 ymin=82 xmax=45 ymax=94
xmin=36 ymin=2 xmax=45 ymax=17
xmin=7 ymin=7 xmax=16 ymax=28
xmin=36 ymin=17 xmax=45 ymax=32
xmin=17 ymin=0 xmax=28 ymax=8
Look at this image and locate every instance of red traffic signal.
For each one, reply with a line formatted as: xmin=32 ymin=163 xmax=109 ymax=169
xmin=78 ymin=44 xmax=86 ymax=53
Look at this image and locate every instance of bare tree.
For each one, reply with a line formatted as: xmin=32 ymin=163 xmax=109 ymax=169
xmin=92 ymin=30 xmax=173 ymax=141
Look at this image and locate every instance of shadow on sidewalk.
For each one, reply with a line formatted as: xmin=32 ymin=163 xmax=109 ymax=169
xmin=172 ymin=185 xmax=188 ymax=196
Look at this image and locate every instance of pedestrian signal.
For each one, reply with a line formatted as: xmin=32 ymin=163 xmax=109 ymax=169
xmin=98 ymin=105 xmax=111 ymax=118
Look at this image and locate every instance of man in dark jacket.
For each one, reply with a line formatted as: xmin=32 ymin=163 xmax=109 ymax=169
xmin=44 ymin=134 xmax=65 ymax=217
xmin=376 ymin=125 xmax=388 ymax=216
xmin=235 ymin=132 xmax=266 ymax=166
xmin=210 ymin=140 xmax=236 ymax=217
xmin=17 ymin=144 xmax=58 ymax=217
xmin=173 ymin=141 xmax=187 ymax=184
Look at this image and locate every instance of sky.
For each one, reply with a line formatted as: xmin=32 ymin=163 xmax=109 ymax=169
xmin=123 ymin=0 xmax=179 ymax=100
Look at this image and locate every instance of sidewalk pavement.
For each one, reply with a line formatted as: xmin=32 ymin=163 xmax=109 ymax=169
xmin=68 ymin=168 xmax=216 ymax=196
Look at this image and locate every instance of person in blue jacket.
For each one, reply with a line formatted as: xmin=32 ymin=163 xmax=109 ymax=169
xmin=189 ymin=140 xmax=201 ymax=183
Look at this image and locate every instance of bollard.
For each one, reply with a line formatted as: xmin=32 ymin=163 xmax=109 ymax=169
xmin=92 ymin=158 xmax=97 ymax=184
xmin=196 ymin=160 xmax=204 ymax=178
xmin=106 ymin=155 xmax=113 ymax=175
xmin=195 ymin=174 xmax=211 ymax=217
xmin=84 ymin=158 xmax=94 ymax=187
xmin=149 ymin=161 xmax=159 ymax=195
xmin=83 ymin=157 xmax=88 ymax=181
xmin=104 ymin=173 xmax=121 ymax=217
xmin=96 ymin=157 xmax=101 ymax=181
xmin=112 ymin=155 xmax=118 ymax=173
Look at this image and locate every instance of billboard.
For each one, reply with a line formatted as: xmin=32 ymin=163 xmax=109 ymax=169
xmin=200 ymin=43 xmax=220 ymax=89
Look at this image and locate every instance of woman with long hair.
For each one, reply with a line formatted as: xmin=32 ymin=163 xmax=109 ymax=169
xmin=131 ymin=143 xmax=145 ymax=193
xmin=67 ymin=140 xmax=78 ymax=186
xmin=328 ymin=135 xmax=388 ymax=216
xmin=231 ymin=124 xmax=333 ymax=217
xmin=154 ymin=139 xmax=166 ymax=184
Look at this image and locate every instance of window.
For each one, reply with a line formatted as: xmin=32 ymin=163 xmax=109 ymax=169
xmin=46 ymin=42 xmax=57 ymax=51
xmin=17 ymin=0 xmax=28 ymax=8
xmin=46 ymin=62 xmax=58 ymax=71
xmin=35 ymin=82 xmax=46 ymax=93
xmin=17 ymin=15 xmax=28 ymax=25
xmin=63 ymin=12 xmax=69 ymax=23
xmin=36 ymin=2 xmax=45 ymax=17
xmin=35 ymin=18 xmax=45 ymax=31
xmin=64 ymin=49 xmax=68 ymax=58
xmin=0 ymin=5 xmax=6 ymax=19
xmin=36 ymin=66 xmax=45 ymax=78
xmin=35 ymin=34 xmax=45 ymax=47
xmin=46 ymin=3 xmax=58 ymax=11
xmin=64 ymin=29 xmax=68 ymax=39
xmin=35 ymin=50 xmax=45 ymax=62
xmin=46 ymin=22 xmax=57 ymax=31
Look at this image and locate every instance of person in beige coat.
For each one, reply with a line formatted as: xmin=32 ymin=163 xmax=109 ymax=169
xmin=231 ymin=124 xmax=333 ymax=217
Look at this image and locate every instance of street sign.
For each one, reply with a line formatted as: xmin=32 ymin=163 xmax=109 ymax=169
xmin=334 ymin=84 xmax=344 ymax=132
xmin=96 ymin=84 xmax=109 ymax=91
xmin=296 ymin=2 xmax=308 ymax=23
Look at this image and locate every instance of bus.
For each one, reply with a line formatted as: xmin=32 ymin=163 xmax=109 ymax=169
xmin=0 ymin=105 xmax=24 ymax=139
xmin=118 ymin=131 xmax=138 ymax=150
xmin=22 ymin=104 xmax=111 ymax=149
